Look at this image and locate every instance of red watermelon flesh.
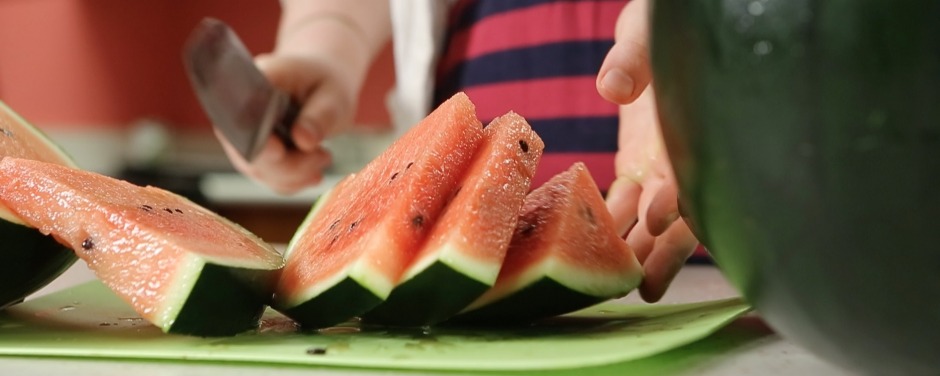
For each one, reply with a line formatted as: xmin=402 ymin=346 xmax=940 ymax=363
xmin=454 ymin=162 xmax=644 ymax=323
xmin=0 ymin=158 xmax=283 ymax=335
xmin=274 ymin=92 xmax=484 ymax=327
xmin=0 ymin=102 xmax=76 ymax=223
xmin=410 ymin=111 xmax=543 ymax=282
xmin=362 ymin=111 xmax=545 ymax=325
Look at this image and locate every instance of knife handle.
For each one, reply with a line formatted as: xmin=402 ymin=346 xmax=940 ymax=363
xmin=274 ymin=99 xmax=300 ymax=151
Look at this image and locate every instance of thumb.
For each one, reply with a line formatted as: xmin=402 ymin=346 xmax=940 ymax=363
xmin=597 ymin=0 xmax=653 ymax=105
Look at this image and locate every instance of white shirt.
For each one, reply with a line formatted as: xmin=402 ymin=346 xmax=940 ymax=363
xmin=387 ymin=0 xmax=458 ymax=134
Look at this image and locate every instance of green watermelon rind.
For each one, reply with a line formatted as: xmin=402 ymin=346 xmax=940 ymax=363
xmin=277 ymin=275 xmax=383 ymax=329
xmin=0 ymin=100 xmax=79 ymax=309
xmin=450 ymin=255 xmax=643 ymax=324
xmin=0 ymin=221 xmax=76 ymax=310
xmin=276 ymin=181 xmax=393 ymax=329
xmin=402 ymin=241 xmax=501 ymax=285
xmin=275 ymin=234 xmax=396 ymax=328
xmin=131 ymin=193 xmax=283 ymax=336
xmin=156 ymin=253 xmax=280 ymax=336
xmin=360 ymin=242 xmax=496 ymax=326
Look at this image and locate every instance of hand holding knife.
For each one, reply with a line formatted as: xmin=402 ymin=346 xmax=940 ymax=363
xmin=183 ymin=17 xmax=299 ymax=162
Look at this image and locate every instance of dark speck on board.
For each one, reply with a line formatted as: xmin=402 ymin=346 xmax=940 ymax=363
xmin=306 ymin=347 xmax=328 ymax=355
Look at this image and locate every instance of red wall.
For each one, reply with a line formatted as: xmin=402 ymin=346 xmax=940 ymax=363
xmin=0 ymin=0 xmax=393 ymax=130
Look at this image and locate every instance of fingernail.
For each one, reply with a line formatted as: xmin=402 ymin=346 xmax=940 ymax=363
xmin=600 ymin=69 xmax=635 ymax=103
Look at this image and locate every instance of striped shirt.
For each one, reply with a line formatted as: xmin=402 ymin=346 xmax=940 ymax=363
xmin=433 ymin=0 xmax=628 ymax=191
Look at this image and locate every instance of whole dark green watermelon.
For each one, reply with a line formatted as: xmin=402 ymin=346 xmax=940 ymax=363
xmin=650 ymin=0 xmax=940 ymax=374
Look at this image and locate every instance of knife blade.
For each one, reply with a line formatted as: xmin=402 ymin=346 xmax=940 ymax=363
xmin=183 ymin=17 xmax=298 ymax=161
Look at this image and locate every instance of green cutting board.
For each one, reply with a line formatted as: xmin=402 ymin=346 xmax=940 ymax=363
xmin=0 ymin=281 xmax=751 ymax=372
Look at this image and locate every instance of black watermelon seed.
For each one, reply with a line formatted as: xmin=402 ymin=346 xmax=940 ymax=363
xmin=174 ymin=208 xmax=183 ymax=214
xmin=406 ymin=162 xmax=414 ymax=169
xmin=349 ymin=220 xmax=359 ymax=231
xmin=81 ymin=238 xmax=94 ymax=250
xmin=163 ymin=208 xmax=173 ymax=214
xmin=582 ymin=205 xmax=596 ymax=225
xmin=519 ymin=139 xmax=529 ymax=152
xmin=329 ymin=220 xmax=340 ymax=230
xmin=519 ymin=222 xmax=537 ymax=237
xmin=306 ymin=347 xmax=327 ymax=355
xmin=140 ymin=205 xmax=153 ymax=212
xmin=390 ymin=172 xmax=399 ymax=181
xmin=412 ymin=215 xmax=425 ymax=228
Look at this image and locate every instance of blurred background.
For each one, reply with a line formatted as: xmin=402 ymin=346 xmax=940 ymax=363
xmin=0 ymin=0 xmax=397 ymax=243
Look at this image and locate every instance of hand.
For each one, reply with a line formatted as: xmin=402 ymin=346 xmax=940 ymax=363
xmin=216 ymin=1 xmax=391 ymax=194
xmin=597 ymin=0 xmax=699 ymax=303
xmin=216 ymin=53 xmax=358 ymax=194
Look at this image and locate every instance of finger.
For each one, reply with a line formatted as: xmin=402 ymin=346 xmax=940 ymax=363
xmin=596 ymin=0 xmax=652 ymax=104
xmin=251 ymin=142 xmax=333 ymax=194
xmin=255 ymin=54 xmax=331 ymax=152
xmin=625 ymin=216 xmax=656 ymax=264
xmin=605 ymin=176 xmax=642 ymax=236
xmin=296 ymin=81 xmax=355 ymax=143
xmin=215 ymin=128 xmax=285 ymax=173
xmin=644 ymin=179 xmax=680 ymax=236
xmin=219 ymin=131 xmax=332 ymax=194
xmin=638 ymin=221 xmax=698 ymax=302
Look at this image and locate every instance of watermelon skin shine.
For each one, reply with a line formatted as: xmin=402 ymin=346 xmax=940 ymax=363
xmin=651 ymin=0 xmax=940 ymax=374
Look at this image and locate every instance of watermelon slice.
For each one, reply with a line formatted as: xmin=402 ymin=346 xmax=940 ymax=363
xmin=274 ymin=92 xmax=484 ymax=328
xmin=0 ymin=101 xmax=78 ymax=309
xmin=0 ymin=158 xmax=284 ymax=336
xmin=450 ymin=163 xmax=644 ymax=324
xmin=362 ymin=111 xmax=545 ymax=326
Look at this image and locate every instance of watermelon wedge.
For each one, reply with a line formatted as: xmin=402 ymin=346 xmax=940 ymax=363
xmin=362 ymin=111 xmax=545 ymax=326
xmin=450 ymin=163 xmax=644 ymax=324
xmin=0 ymin=101 xmax=78 ymax=309
xmin=0 ymin=158 xmax=284 ymax=336
xmin=274 ymin=92 xmax=484 ymax=328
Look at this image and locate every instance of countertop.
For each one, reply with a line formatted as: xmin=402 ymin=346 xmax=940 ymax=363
xmin=1 ymin=263 xmax=858 ymax=376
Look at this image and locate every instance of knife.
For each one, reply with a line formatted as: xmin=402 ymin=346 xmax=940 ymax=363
xmin=183 ymin=17 xmax=298 ymax=161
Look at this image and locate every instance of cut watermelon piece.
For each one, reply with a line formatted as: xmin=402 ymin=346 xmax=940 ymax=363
xmin=362 ymin=111 xmax=545 ymax=326
xmin=0 ymin=101 xmax=78 ymax=309
xmin=274 ymin=92 xmax=484 ymax=328
xmin=450 ymin=163 xmax=644 ymax=324
xmin=0 ymin=158 xmax=284 ymax=336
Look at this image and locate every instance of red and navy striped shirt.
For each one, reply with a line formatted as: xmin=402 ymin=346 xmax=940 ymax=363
xmin=433 ymin=0 xmax=628 ymax=191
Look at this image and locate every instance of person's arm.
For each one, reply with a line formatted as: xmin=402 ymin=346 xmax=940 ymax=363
xmin=275 ymin=0 xmax=391 ymax=95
